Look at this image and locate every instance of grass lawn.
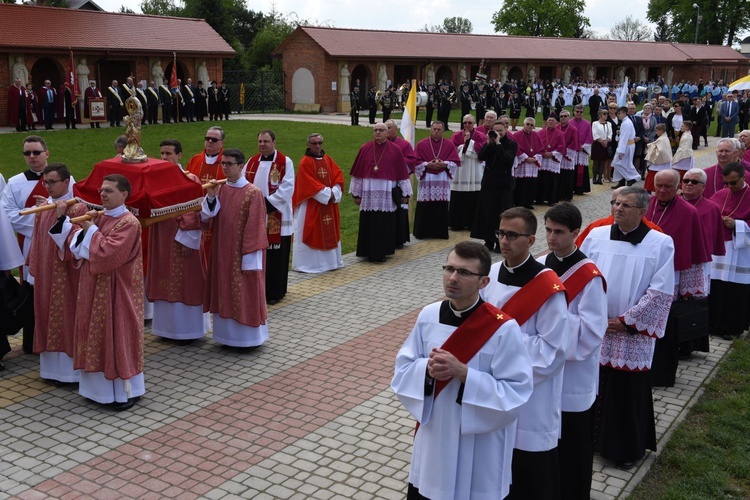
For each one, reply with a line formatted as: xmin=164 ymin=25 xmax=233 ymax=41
xmin=630 ymin=337 xmax=750 ymax=499
xmin=0 ymin=120 xmax=434 ymax=254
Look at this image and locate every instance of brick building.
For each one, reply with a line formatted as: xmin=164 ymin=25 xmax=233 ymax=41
xmin=1 ymin=3 xmax=234 ymax=127
xmin=273 ymin=26 xmax=749 ymax=113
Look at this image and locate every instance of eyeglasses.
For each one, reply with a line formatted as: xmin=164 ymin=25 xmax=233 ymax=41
xmin=204 ymin=137 xmax=221 ymax=143
xmin=23 ymin=150 xmax=45 ymax=156
xmin=308 ymin=141 xmax=323 ymax=146
xmin=442 ymin=265 xmax=485 ymax=278
xmin=683 ymin=179 xmax=704 ymax=185
xmin=723 ymin=179 xmax=743 ymax=186
xmin=495 ymin=229 xmax=532 ymax=241
xmin=220 ymin=161 xmax=237 ymax=167
xmin=42 ymin=179 xmax=62 ymax=187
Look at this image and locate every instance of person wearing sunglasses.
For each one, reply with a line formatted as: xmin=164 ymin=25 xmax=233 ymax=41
xmin=481 ymin=207 xmax=568 ymax=498
xmin=28 ymin=163 xmax=87 ymax=385
xmin=392 ymin=241 xmax=532 ymax=500
xmin=644 ymin=169 xmax=711 ymax=386
xmin=1 ymin=135 xmax=73 ymax=354
xmin=709 ymin=162 xmax=750 ymax=341
xmin=186 ymin=126 xmax=226 ymax=186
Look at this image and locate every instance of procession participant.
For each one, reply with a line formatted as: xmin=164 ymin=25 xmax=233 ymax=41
xmin=413 ymin=121 xmax=460 ymax=239
xmin=39 ymin=80 xmax=56 ymax=130
xmin=367 ymin=85 xmax=377 ymax=125
xmin=591 ymin=109 xmax=613 ymax=185
xmin=291 ymin=133 xmax=345 ymax=273
xmin=481 ymin=207 xmax=568 ymax=499
xmin=558 ymin=111 xmax=580 ymax=202
xmin=514 ymin=117 xmax=544 ymax=209
xmin=541 ymin=203 xmax=607 ymax=500
xmin=611 ymin=106 xmax=641 ymax=188
xmin=244 ymin=129 xmax=294 ymax=304
xmin=739 ymin=129 xmax=750 ymax=165
xmin=709 ymin=162 xmax=750 ymax=340
xmin=208 ymin=81 xmax=220 ymax=121
xmin=477 ymin=110 xmax=496 ymax=137
xmin=536 ymin=114 xmax=566 ymax=206
xmin=471 ymin=121 xmax=517 ymax=251
xmin=581 ymin=188 xmax=675 ymax=469
xmin=2 ymin=136 xmax=73 ymax=354
xmin=135 ymin=82 xmax=148 ymax=125
xmin=391 ymin=241 xmax=533 ymax=500
xmin=508 ymin=89 xmax=523 ymax=131
xmin=589 ymin=87 xmax=605 ymax=121
xmin=572 ymin=104 xmax=593 ymax=195
xmin=70 ymin=174 xmax=145 ymax=411
xmin=576 ymin=186 xmax=662 ymax=246
xmin=703 ymin=138 xmax=739 ymax=198
xmin=385 ymin=119 xmax=417 ymax=248
xmin=349 ymin=123 xmax=411 ymax=262
xmin=644 ymin=124 xmax=672 ymax=192
xmin=671 ymin=120 xmax=695 ymax=182
xmin=682 ymin=168 xmax=726 ymax=260
xmin=645 ymin=169 xmax=710 ymax=386
xmin=0 ymin=206 xmax=25 ymax=371
xmin=182 ymin=78 xmax=196 ymax=122
xmin=158 ymin=80 xmax=172 ymax=124
xmin=8 ymin=78 xmax=29 ymax=132
xmin=350 ymin=85 xmax=361 ymax=126
xmin=145 ymin=81 xmax=160 ymax=125
xmin=450 ymin=114 xmax=487 ymax=230
xmin=107 ymin=79 xmax=123 ymax=127
xmin=28 ymin=163 xmax=87 ymax=383
xmin=195 ymin=81 xmax=208 ymax=121
xmin=202 ymin=149 xmax=269 ymax=348
xmin=146 ymin=140 xmax=207 ymax=342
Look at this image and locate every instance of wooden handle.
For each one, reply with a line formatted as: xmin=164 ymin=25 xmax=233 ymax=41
xmin=201 ymin=179 xmax=227 ymax=189
xmin=70 ymin=211 xmax=104 ymax=224
xmin=140 ymin=205 xmax=201 ymax=227
xmin=18 ymin=198 xmax=78 ymax=216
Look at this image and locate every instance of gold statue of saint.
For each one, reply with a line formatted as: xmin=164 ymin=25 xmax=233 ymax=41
xmin=122 ymin=96 xmax=148 ymax=163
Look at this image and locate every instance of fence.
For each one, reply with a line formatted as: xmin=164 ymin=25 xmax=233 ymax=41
xmin=222 ymin=69 xmax=285 ymax=114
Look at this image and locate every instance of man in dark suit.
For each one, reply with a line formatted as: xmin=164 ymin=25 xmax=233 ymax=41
xmin=40 ymin=80 xmax=56 ymax=130
xmin=146 ymin=81 xmax=160 ymax=125
xmin=158 ymin=82 xmax=172 ymax=124
xmin=627 ymin=101 xmax=646 ymax=176
xmin=720 ymin=92 xmax=739 ymax=138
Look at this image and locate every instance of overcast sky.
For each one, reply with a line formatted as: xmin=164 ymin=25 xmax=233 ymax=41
xmin=95 ymin=0 xmax=657 ymax=39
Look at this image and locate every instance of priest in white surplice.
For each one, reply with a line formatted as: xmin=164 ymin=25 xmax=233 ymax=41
xmin=392 ymin=241 xmax=532 ymax=500
xmin=581 ymin=187 xmax=674 ymax=469
xmin=611 ymin=106 xmax=641 ymax=187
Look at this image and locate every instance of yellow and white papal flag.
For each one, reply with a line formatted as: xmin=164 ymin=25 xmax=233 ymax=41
xmin=400 ymin=80 xmax=417 ymax=148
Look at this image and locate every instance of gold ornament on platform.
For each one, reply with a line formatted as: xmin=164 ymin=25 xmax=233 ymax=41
xmin=122 ymin=96 xmax=148 ymax=163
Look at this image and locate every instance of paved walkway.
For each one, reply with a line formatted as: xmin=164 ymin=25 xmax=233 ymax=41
xmin=0 ymin=126 xmax=735 ymax=499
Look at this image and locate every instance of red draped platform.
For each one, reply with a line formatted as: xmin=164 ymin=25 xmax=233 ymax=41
xmin=73 ymin=157 xmax=205 ymax=272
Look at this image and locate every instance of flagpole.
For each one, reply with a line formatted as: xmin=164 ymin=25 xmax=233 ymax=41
xmin=173 ymin=52 xmax=180 ymax=123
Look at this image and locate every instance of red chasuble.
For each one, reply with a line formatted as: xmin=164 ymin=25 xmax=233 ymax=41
xmin=245 ymin=151 xmax=288 ymax=245
xmin=292 ymin=153 xmax=344 ymax=250
xmin=186 ymin=150 xmax=225 ymax=185
xmin=28 ymin=202 xmax=88 ymax=356
xmin=74 ymin=212 xmax=144 ymax=380
xmin=203 ymin=183 xmax=269 ymax=327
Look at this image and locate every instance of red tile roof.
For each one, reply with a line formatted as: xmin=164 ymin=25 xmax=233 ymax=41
xmin=278 ymin=26 xmax=745 ymax=64
xmin=0 ymin=3 xmax=234 ymax=56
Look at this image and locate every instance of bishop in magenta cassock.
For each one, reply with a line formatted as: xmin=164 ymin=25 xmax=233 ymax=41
xmin=70 ymin=175 xmax=145 ymax=411
xmin=536 ymin=114 xmax=566 ymax=206
xmin=291 ymin=133 xmax=345 ymax=273
xmin=709 ymin=162 xmax=750 ymax=340
xmin=349 ymin=124 xmax=412 ymax=262
xmin=202 ymin=149 xmax=269 ymax=348
xmin=413 ymin=121 xmax=460 ymax=239
xmin=513 ymin=118 xmax=545 ymax=209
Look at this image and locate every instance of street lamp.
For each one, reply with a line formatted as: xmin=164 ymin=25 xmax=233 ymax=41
xmin=693 ymin=3 xmax=702 ymax=44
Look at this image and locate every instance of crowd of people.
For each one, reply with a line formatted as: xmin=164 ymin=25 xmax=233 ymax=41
xmin=0 ymin=127 xmax=348 ymax=411
xmin=7 ymin=76 xmax=234 ymax=132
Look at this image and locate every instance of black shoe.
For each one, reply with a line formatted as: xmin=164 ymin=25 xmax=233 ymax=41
xmin=267 ymin=299 xmax=280 ymax=305
xmin=722 ymin=334 xmax=734 ymax=341
xmin=0 ymin=361 xmax=4 ymax=371
xmin=616 ymin=460 xmax=636 ymax=470
xmin=611 ymin=180 xmax=626 ymax=189
xmin=95 ymin=124 xmax=101 ymax=128
xmin=112 ymin=397 xmax=140 ymax=411
xmin=71 ymin=126 xmax=77 ymax=129
xmin=626 ymin=179 xmax=636 ymax=186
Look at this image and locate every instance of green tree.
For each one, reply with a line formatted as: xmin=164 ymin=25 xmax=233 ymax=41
xmin=442 ymin=16 xmax=472 ymax=33
xmin=647 ymin=0 xmax=750 ymax=45
xmin=119 ymin=5 xmax=135 ymax=13
xmin=248 ymin=13 xmax=294 ymax=69
xmin=609 ymin=15 xmax=652 ymax=41
xmin=139 ymin=0 xmax=183 ymax=16
xmin=491 ymin=0 xmax=590 ymax=38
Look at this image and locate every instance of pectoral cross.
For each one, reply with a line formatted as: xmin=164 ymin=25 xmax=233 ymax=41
xmin=373 ymin=165 xmax=379 ymax=172
xmin=322 ymin=215 xmax=333 ymax=225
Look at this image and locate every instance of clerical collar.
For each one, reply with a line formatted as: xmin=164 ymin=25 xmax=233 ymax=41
xmin=502 ymin=253 xmax=531 ymax=273
xmin=448 ymin=296 xmax=481 ymax=317
xmin=260 ymin=152 xmax=276 ymax=162
xmin=553 ymin=246 xmax=577 ymax=262
xmin=24 ymin=169 xmax=43 ymax=181
xmin=658 ymin=198 xmax=673 ymax=207
xmin=610 ymin=221 xmax=650 ymax=245
xmin=204 ymin=152 xmax=219 ymax=165
xmin=439 ymin=297 xmax=484 ymax=327
xmin=304 ymin=148 xmax=324 ymax=159
xmin=104 ymin=205 xmax=127 ymax=218
xmin=51 ymin=192 xmax=73 ymax=203
xmin=226 ymin=177 xmax=248 ymax=188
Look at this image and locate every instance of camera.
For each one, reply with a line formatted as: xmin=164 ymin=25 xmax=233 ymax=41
xmin=488 ymin=130 xmax=498 ymax=140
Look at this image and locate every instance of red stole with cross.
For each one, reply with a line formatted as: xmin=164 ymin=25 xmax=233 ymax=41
xmin=246 ymin=151 xmax=287 ymax=245
xmin=501 ymin=269 xmax=566 ymax=326
xmin=562 ymin=262 xmax=606 ymax=304
xmin=293 ymin=155 xmax=344 ymax=250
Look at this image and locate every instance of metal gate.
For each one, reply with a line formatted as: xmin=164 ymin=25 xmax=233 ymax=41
xmin=222 ymin=69 xmax=285 ymax=114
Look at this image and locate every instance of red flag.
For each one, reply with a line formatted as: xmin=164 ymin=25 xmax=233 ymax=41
xmin=66 ymin=50 xmax=80 ymax=106
xmin=169 ymin=55 xmax=179 ymax=91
